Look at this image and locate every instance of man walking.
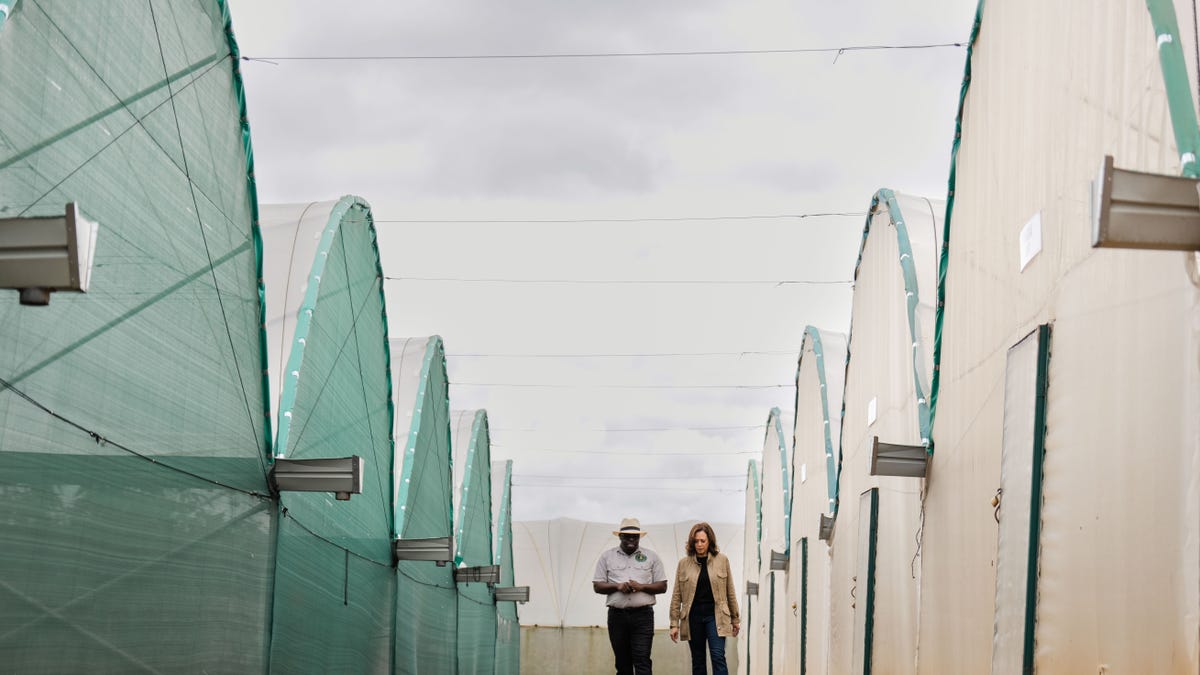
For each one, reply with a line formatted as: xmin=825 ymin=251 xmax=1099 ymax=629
xmin=593 ymin=517 xmax=668 ymax=675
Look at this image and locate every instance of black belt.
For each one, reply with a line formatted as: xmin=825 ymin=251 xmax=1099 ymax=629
xmin=609 ymin=605 xmax=653 ymax=612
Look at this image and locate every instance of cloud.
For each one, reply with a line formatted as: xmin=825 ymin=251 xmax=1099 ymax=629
xmin=230 ymin=0 xmax=978 ymax=524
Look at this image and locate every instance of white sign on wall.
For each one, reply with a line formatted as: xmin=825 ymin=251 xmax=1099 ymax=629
xmin=1019 ymin=211 xmax=1042 ymax=271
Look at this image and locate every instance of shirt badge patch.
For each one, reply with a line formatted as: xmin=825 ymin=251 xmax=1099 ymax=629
xmin=635 ymin=552 xmax=647 ymax=562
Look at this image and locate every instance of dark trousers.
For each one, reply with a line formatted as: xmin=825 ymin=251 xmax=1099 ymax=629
xmin=607 ymin=605 xmax=654 ymax=674
xmin=687 ymin=609 xmax=727 ymax=675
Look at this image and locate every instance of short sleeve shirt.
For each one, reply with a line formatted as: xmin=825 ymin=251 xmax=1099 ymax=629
xmin=593 ymin=546 xmax=667 ymax=608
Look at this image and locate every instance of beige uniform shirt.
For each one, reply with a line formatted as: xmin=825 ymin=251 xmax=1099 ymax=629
xmin=593 ymin=546 xmax=667 ymax=608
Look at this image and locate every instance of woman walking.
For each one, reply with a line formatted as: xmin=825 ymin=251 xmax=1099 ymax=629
xmin=668 ymin=522 xmax=740 ymax=675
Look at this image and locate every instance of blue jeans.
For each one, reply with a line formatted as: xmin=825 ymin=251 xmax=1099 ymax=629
xmin=687 ymin=609 xmax=727 ymax=675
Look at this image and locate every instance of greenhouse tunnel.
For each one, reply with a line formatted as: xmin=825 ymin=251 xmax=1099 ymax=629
xmin=920 ymin=0 xmax=1200 ymax=671
xmin=492 ymin=459 xmax=520 ymax=675
xmin=738 ymin=459 xmax=761 ymax=675
xmin=784 ymin=325 xmax=846 ymax=675
xmin=260 ymin=196 xmax=395 ymax=673
xmin=0 ymin=2 xmax=273 ymax=671
xmin=451 ymin=409 xmax=497 ymax=674
xmin=828 ymin=189 xmax=943 ymax=675
xmin=390 ymin=335 xmax=456 ymax=673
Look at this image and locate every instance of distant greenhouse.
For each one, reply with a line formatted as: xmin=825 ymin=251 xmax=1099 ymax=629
xmin=390 ymin=335 xmax=455 ymax=674
xmin=738 ymin=459 xmax=762 ymax=675
xmin=492 ymin=459 xmax=520 ymax=675
xmin=785 ymin=325 xmax=846 ymax=675
xmin=452 ymin=409 xmax=497 ymax=674
xmin=755 ymin=408 xmax=791 ymax=675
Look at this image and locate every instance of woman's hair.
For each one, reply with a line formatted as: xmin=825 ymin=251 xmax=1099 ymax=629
xmin=685 ymin=522 xmax=719 ymax=556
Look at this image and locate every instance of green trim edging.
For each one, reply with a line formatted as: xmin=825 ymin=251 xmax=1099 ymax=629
xmin=218 ymin=0 xmax=273 ymax=459
xmin=394 ymin=335 xmax=449 ymax=536
xmin=218 ymin=4 xmax=275 ymax=670
xmin=748 ymin=458 xmax=762 ymax=576
xmin=800 ymin=536 xmax=809 ymax=675
xmin=768 ymin=571 xmax=776 ymax=675
xmin=496 ymin=459 xmax=513 ymax=565
xmin=767 ymin=407 xmax=792 ymax=551
xmin=929 ymin=0 xmax=985 ymax=454
xmin=862 ymin=487 xmax=879 ymax=675
xmin=1146 ymin=0 xmax=1200 ymax=178
xmin=273 ymin=196 xmax=373 ymax=458
xmin=798 ymin=326 xmax=840 ymax=514
xmin=1022 ymin=324 xmax=1051 ymax=674
xmin=454 ymin=410 xmax=492 ymax=566
xmin=365 ymin=203 xmax=399 ymax=541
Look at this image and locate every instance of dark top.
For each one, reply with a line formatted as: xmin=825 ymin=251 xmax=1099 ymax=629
xmin=691 ymin=556 xmax=715 ymax=616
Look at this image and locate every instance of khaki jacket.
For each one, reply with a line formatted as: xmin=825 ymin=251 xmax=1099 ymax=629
xmin=668 ymin=552 xmax=740 ymax=641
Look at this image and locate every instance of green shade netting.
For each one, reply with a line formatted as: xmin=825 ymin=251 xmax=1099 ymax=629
xmin=270 ymin=517 xmax=394 ymax=674
xmin=391 ymin=336 xmax=456 ymax=674
xmin=492 ymin=459 xmax=519 ymax=675
xmin=261 ymin=197 xmax=395 ymax=672
xmin=0 ymin=1 xmax=271 ymax=672
xmin=453 ymin=410 xmax=496 ymax=674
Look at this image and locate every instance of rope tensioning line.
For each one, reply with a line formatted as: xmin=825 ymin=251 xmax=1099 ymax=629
xmin=11 ymin=54 xmax=232 ymax=219
xmin=280 ymin=508 xmax=392 ymax=569
xmin=339 ymin=236 xmax=393 ymax=523
xmin=24 ymin=0 xmax=233 ymax=218
xmin=395 ymin=563 xmax=457 ymax=591
xmin=147 ymin=1 xmax=263 ymax=460
xmin=0 ymin=373 xmax=272 ymax=500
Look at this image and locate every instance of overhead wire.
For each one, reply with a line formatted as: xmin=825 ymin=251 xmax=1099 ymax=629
xmin=509 ymin=447 xmax=760 ymax=456
xmin=516 ymin=473 xmax=744 ymax=480
xmin=511 ymin=483 xmax=744 ymax=493
xmin=451 ymin=350 xmax=797 ymax=358
xmin=240 ymin=42 xmax=964 ymax=63
xmin=491 ymin=424 xmax=762 ymax=432
xmin=386 ymin=276 xmax=851 ymax=285
xmin=452 ymin=382 xmax=792 ymax=389
xmin=375 ymin=212 xmax=864 ymax=224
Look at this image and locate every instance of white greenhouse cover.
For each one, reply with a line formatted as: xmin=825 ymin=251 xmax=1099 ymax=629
xmin=512 ymin=518 xmax=744 ymax=630
xmin=919 ymin=1 xmax=1200 ymax=671
xmin=828 ymin=190 xmax=943 ymax=675
xmin=260 ymin=200 xmax=341 ymax=444
xmin=785 ymin=326 xmax=846 ymax=675
xmin=451 ymin=409 xmax=479 ymax=529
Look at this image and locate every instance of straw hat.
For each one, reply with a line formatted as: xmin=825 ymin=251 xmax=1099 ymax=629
xmin=613 ymin=517 xmax=648 ymax=536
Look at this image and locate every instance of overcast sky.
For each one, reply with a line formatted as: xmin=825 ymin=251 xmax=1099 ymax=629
xmin=229 ymin=0 xmax=977 ymax=526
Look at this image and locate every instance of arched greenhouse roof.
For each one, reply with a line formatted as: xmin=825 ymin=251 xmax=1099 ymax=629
xmin=452 ymin=409 xmax=496 ymax=675
xmin=259 ymin=197 xmax=395 ymax=672
xmin=492 ymin=459 xmax=520 ymax=675
xmin=390 ymin=334 xmax=455 ymax=674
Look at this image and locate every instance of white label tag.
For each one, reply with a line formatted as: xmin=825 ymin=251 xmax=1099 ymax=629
xmin=867 ymin=397 xmax=877 ymax=426
xmin=1019 ymin=211 xmax=1042 ymax=271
